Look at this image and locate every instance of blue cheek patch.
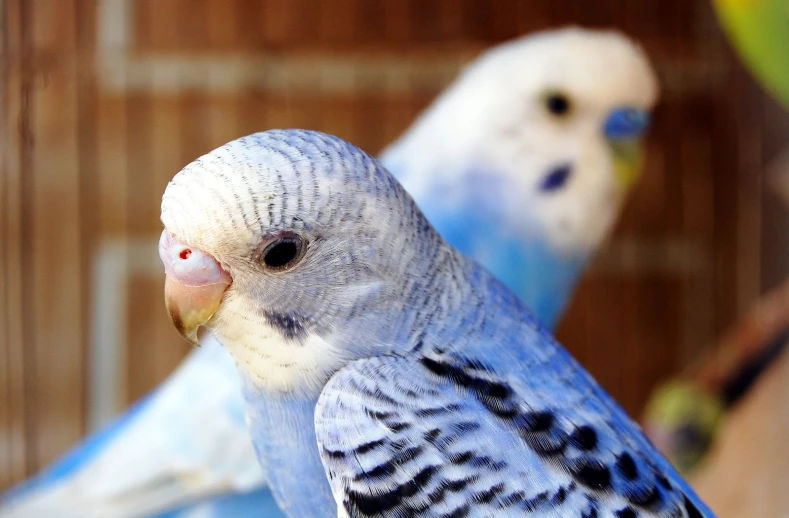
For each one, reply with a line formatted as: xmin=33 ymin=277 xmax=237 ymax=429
xmin=539 ymin=164 xmax=573 ymax=192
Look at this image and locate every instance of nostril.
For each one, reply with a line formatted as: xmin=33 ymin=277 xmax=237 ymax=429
xmin=179 ymin=248 xmax=192 ymax=261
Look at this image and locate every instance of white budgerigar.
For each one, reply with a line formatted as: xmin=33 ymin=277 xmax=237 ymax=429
xmin=0 ymin=28 xmax=658 ymax=517
xmin=156 ymin=128 xmax=712 ymax=517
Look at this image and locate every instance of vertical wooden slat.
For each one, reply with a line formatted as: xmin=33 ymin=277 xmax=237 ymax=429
xmin=460 ymin=0 xmax=492 ymax=40
xmin=205 ymin=0 xmax=236 ymax=51
xmin=27 ymin=0 xmax=84 ymax=468
xmin=0 ymin=0 xmax=29 ymax=487
xmin=679 ymin=101 xmax=716 ymax=363
xmin=261 ymin=0 xmax=294 ymax=47
xmin=122 ymin=86 xmax=153 ymax=405
xmin=144 ymin=0 xmax=180 ymax=53
xmin=75 ymin=0 xmax=99 ymax=439
xmin=734 ymin=76 xmax=764 ymax=318
xmin=178 ymin=0 xmax=209 ymax=53
xmin=353 ymin=0 xmax=386 ymax=45
xmin=488 ymin=0 xmax=519 ymax=40
xmin=126 ymin=95 xmax=179 ymax=402
xmin=383 ymin=0 xmax=412 ymax=44
xmin=318 ymin=0 xmax=355 ymax=46
xmin=437 ymin=0 xmax=463 ymax=41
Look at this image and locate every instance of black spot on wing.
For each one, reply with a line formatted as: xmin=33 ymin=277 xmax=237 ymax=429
xmin=439 ymin=504 xmax=470 ymax=518
xmin=360 ymin=460 xmax=396 ymax=480
xmin=344 ymin=490 xmax=399 ymax=516
xmin=570 ymin=425 xmax=599 ymax=451
xmin=450 ymin=451 xmax=508 ymax=472
xmin=472 ymin=482 xmax=507 ymax=504
xmin=683 ymin=494 xmax=704 ymax=518
xmin=365 ymin=409 xmax=412 ymax=433
xmin=414 ymin=403 xmax=463 ymax=418
xmin=512 ymin=410 xmax=568 ymax=456
xmin=569 ymin=458 xmax=612 ymax=490
xmin=615 ymin=507 xmax=638 ymax=518
xmin=355 ymin=439 xmax=386 ymax=455
xmin=354 ymin=445 xmax=425 ymax=482
xmin=345 ymin=465 xmax=438 ymax=516
xmin=615 ymin=452 xmax=639 ymax=480
xmin=420 ymin=357 xmax=513 ymax=401
xmin=425 ymin=475 xmax=480 ymax=506
xmin=514 ymin=410 xmax=555 ymax=432
xmin=423 ymin=428 xmax=441 ymax=442
xmin=552 ymin=482 xmax=577 ymax=505
xmin=625 ymin=483 xmax=661 ymax=508
xmin=321 ymin=447 xmax=345 ymax=460
xmin=656 ymin=474 xmax=673 ymax=491
xmin=387 ymin=421 xmax=411 ymax=433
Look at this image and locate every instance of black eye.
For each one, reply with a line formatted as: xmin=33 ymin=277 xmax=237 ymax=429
xmin=261 ymin=235 xmax=305 ymax=271
xmin=545 ymin=93 xmax=571 ymax=117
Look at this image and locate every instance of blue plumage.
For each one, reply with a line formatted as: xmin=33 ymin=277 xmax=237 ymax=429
xmin=402 ymin=167 xmax=588 ymax=329
xmin=157 ymin=129 xmax=713 ymax=517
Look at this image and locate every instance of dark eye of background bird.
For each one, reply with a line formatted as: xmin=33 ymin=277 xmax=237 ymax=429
xmin=546 ymin=93 xmax=572 ymax=116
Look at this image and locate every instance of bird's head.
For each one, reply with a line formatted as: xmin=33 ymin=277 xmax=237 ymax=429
xmin=159 ymin=130 xmax=450 ymax=395
xmin=384 ymin=27 xmax=659 ymax=256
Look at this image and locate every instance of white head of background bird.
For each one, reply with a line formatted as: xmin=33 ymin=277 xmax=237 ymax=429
xmin=381 ymin=27 xmax=660 ymax=255
xmin=160 ymin=130 xmax=483 ymax=396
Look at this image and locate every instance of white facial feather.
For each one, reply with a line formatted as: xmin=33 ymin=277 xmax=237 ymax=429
xmin=381 ymin=27 xmax=660 ymax=254
xmin=210 ymin=303 xmax=347 ymax=395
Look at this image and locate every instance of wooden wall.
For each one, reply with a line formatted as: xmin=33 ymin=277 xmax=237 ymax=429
xmin=2 ymin=0 xmax=788 ymax=489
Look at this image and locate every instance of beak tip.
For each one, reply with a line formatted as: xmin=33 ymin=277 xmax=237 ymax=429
xmin=163 ymin=275 xmax=229 ymax=347
xmin=164 ymin=296 xmax=200 ymax=346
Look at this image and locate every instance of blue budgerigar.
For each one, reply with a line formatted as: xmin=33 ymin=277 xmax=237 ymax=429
xmin=384 ymin=28 xmax=657 ymax=328
xmin=0 ymin=28 xmax=658 ymax=517
xmin=157 ymin=128 xmax=713 ymax=517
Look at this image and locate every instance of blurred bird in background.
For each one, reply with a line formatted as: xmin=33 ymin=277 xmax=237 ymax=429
xmin=0 ymin=27 xmax=658 ymax=518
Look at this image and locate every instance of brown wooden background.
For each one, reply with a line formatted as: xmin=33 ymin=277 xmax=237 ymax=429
xmin=2 ymin=0 xmax=789 ymax=490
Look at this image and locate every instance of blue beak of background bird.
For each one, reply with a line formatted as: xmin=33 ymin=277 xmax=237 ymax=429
xmin=603 ymin=107 xmax=651 ymax=140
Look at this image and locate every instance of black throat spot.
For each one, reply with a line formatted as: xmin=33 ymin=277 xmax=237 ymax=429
xmin=263 ymin=311 xmax=309 ymax=342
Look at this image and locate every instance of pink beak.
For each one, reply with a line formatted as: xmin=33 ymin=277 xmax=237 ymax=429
xmin=158 ymin=231 xmax=232 ymax=345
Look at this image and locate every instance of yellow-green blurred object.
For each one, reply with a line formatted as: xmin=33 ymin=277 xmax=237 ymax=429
xmin=712 ymin=0 xmax=789 ymax=110
xmin=643 ymin=380 xmax=726 ymax=473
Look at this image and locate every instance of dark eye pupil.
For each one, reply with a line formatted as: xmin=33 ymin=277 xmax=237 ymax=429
xmin=263 ymin=238 xmax=299 ymax=268
xmin=546 ymin=94 xmax=570 ymax=116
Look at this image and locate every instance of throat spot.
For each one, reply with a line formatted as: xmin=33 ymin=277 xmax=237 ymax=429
xmin=263 ymin=310 xmax=309 ymax=343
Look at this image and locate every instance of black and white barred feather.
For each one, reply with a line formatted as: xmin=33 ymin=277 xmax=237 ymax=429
xmin=316 ymin=354 xmax=706 ymax=518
